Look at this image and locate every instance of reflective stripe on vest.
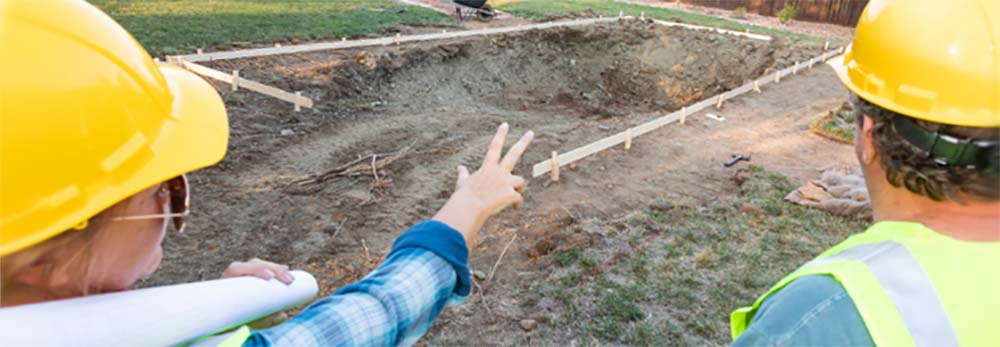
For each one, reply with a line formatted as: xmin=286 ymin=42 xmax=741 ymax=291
xmin=732 ymin=221 xmax=1000 ymax=346
xmin=806 ymin=241 xmax=959 ymax=347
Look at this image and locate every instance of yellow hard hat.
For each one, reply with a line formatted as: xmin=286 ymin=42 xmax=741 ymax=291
xmin=833 ymin=0 xmax=999 ymax=127
xmin=0 ymin=1 xmax=229 ymax=256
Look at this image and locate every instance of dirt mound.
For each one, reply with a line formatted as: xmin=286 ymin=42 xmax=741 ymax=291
xmin=199 ymin=21 xmax=818 ymax=180
xmin=228 ymin=21 xmax=817 ymax=119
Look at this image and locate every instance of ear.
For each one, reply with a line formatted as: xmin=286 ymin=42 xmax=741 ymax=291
xmin=13 ymin=257 xmax=51 ymax=288
xmin=858 ymin=114 xmax=878 ymax=165
xmin=14 ymin=252 xmax=76 ymax=293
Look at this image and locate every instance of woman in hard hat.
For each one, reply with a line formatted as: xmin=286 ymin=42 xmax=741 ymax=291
xmin=0 ymin=1 xmax=533 ymax=346
xmin=731 ymin=0 xmax=1000 ymax=345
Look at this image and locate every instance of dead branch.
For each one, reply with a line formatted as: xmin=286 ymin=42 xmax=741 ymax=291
xmin=487 ymin=233 xmax=518 ymax=282
xmin=361 ymin=238 xmax=371 ymax=262
xmin=291 ymin=144 xmax=413 ymax=186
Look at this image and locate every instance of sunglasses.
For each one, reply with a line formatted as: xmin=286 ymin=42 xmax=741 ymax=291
xmin=105 ymin=175 xmax=190 ymax=233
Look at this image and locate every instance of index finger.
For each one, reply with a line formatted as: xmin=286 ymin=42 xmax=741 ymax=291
xmin=500 ymin=130 xmax=534 ymax=171
xmin=483 ymin=122 xmax=509 ymax=165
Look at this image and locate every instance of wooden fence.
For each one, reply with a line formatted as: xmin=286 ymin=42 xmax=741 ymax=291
xmin=685 ymin=0 xmax=867 ymax=26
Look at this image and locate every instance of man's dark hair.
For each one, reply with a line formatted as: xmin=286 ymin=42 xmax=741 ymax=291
xmin=853 ymin=95 xmax=1000 ymax=202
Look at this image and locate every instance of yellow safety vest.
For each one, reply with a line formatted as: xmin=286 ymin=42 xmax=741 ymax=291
xmin=731 ymin=221 xmax=1000 ymax=346
xmin=183 ymin=326 xmax=251 ymax=347
xmin=215 ymin=326 xmax=251 ymax=347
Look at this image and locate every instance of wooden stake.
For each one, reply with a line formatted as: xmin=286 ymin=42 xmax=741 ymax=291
xmin=793 ymin=61 xmax=799 ymax=74
xmin=153 ymin=57 xmax=160 ymax=63
xmin=625 ymin=128 xmax=632 ymax=151
xmin=179 ymin=59 xmax=313 ymax=109
xmin=775 ymin=72 xmax=781 ymax=83
xmin=640 ymin=12 xmax=645 ymax=20
xmin=824 ymin=41 xmax=830 ymax=50
xmin=619 ymin=10 xmax=623 ymax=18
xmin=342 ymin=37 xmax=347 ymax=42
xmin=231 ymin=70 xmax=239 ymax=91
xmin=196 ymin=48 xmax=203 ymax=55
xmin=294 ymin=92 xmax=302 ymax=112
xmin=395 ymin=33 xmax=401 ymax=45
xmin=528 ymin=48 xmax=838 ymax=178
xmin=275 ymin=43 xmax=282 ymax=48
xmin=716 ymin=95 xmax=724 ymax=109
xmin=550 ymin=151 xmax=560 ymax=182
xmin=680 ymin=107 xmax=687 ymax=125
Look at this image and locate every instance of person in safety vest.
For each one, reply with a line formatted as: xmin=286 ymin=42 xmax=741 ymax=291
xmin=0 ymin=1 xmax=533 ymax=346
xmin=731 ymin=0 xmax=999 ymax=346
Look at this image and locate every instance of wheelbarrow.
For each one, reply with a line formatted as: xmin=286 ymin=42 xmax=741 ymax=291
xmin=452 ymin=0 xmax=496 ymax=22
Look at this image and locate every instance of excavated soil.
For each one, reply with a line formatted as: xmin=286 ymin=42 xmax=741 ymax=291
xmin=143 ymin=19 xmax=849 ymax=345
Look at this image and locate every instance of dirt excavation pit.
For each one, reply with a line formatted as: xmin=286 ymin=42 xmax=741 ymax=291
xmin=148 ymin=19 xmax=827 ymax=342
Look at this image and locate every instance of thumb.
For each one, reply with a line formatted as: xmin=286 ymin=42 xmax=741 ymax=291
xmin=456 ymin=165 xmax=471 ymax=191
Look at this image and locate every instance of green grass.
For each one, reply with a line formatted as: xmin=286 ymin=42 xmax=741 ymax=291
xmin=553 ymin=248 xmax=581 ymax=267
xmin=811 ymin=103 xmax=856 ymax=143
xmin=89 ymin=0 xmax=456 ymax=56
xmin=539 ymin=166 xmax=867 ymax=345
xmin=493 ymin=0 xmax=834 ymax=44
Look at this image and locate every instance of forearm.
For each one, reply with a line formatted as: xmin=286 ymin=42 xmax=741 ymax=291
xmin=432 ymin=190 xmax=489 ymax=249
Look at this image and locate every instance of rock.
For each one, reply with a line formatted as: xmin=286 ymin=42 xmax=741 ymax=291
xmin=785 ymin=169 xmax=872 ymax=219
xmin=280 ymin=129 xmax=295 ymax=136
xmin=597 ymin=124 xmax=611 ymax=131
xmin=519 ymin=319 xmax=537 ymax=332
xmin=472 ymin=270 xmax=487 ymax=281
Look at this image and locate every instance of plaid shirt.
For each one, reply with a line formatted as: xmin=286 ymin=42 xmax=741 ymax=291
xmin=244 ymin=221 xmax=471 ymax=347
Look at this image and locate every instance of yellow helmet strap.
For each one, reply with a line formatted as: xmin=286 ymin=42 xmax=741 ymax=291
xmin=892 ymin=116 xmax=1000 ymax=178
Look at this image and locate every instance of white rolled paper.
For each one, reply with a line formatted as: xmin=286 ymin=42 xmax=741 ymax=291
xmin=0 ymin=270 xmax=318 ymax=346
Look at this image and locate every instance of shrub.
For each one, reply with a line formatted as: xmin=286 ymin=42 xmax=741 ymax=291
xmin=730 ymin=6 xmax=748 ymax=19
xmin=778 ymin=3 xmax=796 ymax=24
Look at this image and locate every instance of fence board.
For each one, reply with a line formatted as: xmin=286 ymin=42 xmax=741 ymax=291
xmin=686 ymin=0 xmax=867 ymax=26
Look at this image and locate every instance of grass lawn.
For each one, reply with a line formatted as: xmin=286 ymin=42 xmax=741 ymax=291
xmin=493 ymin=0 xmax=833 ymax=44
xmin=89 ymin=0 xmax=456 ymax=56
xmin=540 ymin=166 xmax=867 ymax=344
xmin=811 ymin=103 xmax=856 ymax=144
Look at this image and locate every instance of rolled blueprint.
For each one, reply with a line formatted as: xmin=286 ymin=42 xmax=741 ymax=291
xmin=0 ymin=270 xmax=318 ymax=346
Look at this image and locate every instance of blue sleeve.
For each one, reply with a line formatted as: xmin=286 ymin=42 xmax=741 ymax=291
xmin=389 ymin=221 xmax=471 ymax=297
xmin=732 ymin=275 xmax=875 ymax=347
xmin=245 ymin=221 xmax=470 ymax=347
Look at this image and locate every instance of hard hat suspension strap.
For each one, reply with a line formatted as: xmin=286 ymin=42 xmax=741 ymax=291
xmin=892 ymin=115 xmax=1000 ymax=178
